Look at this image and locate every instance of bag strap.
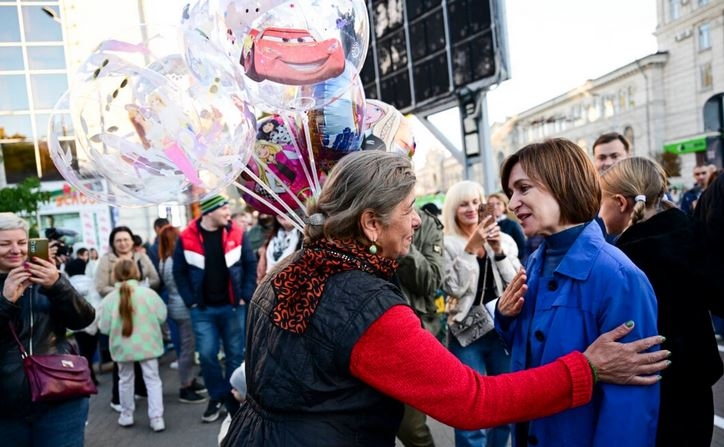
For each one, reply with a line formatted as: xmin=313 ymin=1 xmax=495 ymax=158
xmin=8 ymin=321 xmax=29 ymax=359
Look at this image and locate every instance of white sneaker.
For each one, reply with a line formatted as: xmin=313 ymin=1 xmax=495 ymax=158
xmin=169 ymin=361 xmax=179 ymax=370
xmin=150 ymin=417 xmax=166 ymax=432
xmin=110 ymin=402 xmax=122 ymax=413
xmin=118 ymin=413 xmax=134 ymax=427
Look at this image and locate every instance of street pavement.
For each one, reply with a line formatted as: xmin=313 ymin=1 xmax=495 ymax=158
xmin=85 ymin=346 xmax=724 ymax=447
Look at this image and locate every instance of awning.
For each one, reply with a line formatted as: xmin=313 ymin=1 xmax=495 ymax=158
xmin=663 ymin=132 xmax=721 ymax=154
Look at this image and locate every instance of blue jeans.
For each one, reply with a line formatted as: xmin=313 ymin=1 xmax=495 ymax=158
xmin=449 ymin=330 xmax=511 ymax=447
xmin=0 ymin=397 xmax=89 ymax=447
xmin=190 ymin=304 xmax=246 ymax=401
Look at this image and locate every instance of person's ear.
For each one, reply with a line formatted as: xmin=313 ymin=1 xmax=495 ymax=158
xmin=614 ymin=194 xmax=631 ymax=213
xmin=359 ymin=209 xmax=380 ymax=242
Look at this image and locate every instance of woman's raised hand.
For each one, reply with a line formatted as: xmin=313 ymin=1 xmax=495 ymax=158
xmin=497 ymin=268 xmax=527 ymax=317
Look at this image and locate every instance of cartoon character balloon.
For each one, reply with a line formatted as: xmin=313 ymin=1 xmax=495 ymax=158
xmin=241 ymin=115 xmax=315 ymax=214
xmin=52 ymin=25 xmax=256 ymax=207
xmin=306 ymin=68 xmax=366 ymax=174
xmin=240 ymin=0 xmax=368 ymax=111
xmin=361 ymin=100 xmax=415 ymax=158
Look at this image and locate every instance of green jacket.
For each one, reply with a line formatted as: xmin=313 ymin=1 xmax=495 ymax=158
xmin=396 ymin=208 xmax=444 ymax=334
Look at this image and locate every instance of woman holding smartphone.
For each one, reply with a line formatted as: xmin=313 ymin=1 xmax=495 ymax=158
xmin=0 ymin=212 xmax=96 ymax=446
xmin=441 ymin=180 xmax=522 ymax=447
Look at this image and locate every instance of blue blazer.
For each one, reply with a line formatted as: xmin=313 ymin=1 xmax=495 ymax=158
xmin=497 ymin=222 xmax=660 ymax=447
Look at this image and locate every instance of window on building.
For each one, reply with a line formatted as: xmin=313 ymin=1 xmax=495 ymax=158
xmin=27 ymin=46 xmax=67 ymax=70
xmin=0 ymin=6 xmax=20 ymax=41
xmin=669 ymin=0 xmax=681 ymax=20
xmin=1 ymin=141 xmax=38 ymax=183
xmin=0 ymin=75 xmax=29 ymax=111
xmin=0 ymin=114 xmax=33 ymax=140
xmin=0 ymin=46 xmax=24 ymax=71
xmin=604 ymin=96 xmax=615 ymax=118
xmin=37 ymin=140 xmax=64 ymax=180
xmin=22 ymin=6 xmax=63 ymax=42
xmin=623 ymin=126 xmax=635 ymax=149
xmin=698 ymin=22 xmax=711 ymax=50
xmin=698 ymin=0 xmax=710 ymax=6
xmin=30 ymin=74 xmax=68 ymax=110
xmin=700 ymin=62 xmax=713 ymax=90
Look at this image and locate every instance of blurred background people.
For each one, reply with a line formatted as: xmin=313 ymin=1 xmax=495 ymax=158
xmin=487 ymin=192 xmax=526 ymax=263
xmin=256 ymin=214 xmax=302 ymax=283
xmin=66 ymin=249 xmax=102 ymax=386
xmin=95 ymin=225 xmax=160 ymax=412
xmin=442 ymin=180 xmax=521 ymax=447
xmin=599 ymin=156 xmax=723 ymax=447
xmin=157 ymin=224 xmax=207 ymax=404
xmin=98 ymin=259 xmax=167 ymax=432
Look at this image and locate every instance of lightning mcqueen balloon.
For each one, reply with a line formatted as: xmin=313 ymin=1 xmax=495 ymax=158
xmin=241 ymin=27 xmax=345 ymax=85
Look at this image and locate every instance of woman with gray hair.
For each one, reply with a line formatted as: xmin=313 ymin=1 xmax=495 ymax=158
xmin=0 ymin=212 xmax=96 ymax=446
xmin=221 ymin=150 xmax=669 ymax=447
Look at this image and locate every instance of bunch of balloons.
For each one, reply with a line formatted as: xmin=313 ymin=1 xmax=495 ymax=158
xmin=47 ymin=0 xmax=415 ymax=222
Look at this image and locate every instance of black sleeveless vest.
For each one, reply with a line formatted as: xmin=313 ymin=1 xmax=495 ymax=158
xmin=223 ymin=268 xmax=407 ymax=447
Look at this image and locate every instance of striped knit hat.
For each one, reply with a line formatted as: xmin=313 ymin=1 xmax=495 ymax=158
xmin=199 ymin=195 xmax=228 ymax=215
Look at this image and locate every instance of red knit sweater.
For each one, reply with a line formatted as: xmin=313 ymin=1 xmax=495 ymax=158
xmin=349 ymin=305 xmax=593 ymax=430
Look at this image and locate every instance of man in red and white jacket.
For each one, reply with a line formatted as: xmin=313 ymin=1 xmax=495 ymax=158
xmin=173 ymin=195 xmax=256 ymax=423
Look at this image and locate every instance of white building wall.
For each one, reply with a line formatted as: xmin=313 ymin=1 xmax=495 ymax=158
xmin=491 ymin=0 xmax=724 ymax=194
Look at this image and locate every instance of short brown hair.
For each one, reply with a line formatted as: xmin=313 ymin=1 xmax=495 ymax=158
xmin=501 ymin=138 xmax=601 ymax=225
xmin=592 ymin=132 xmax=630 ymax=154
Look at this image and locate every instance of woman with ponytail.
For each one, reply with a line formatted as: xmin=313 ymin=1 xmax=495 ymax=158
xmin=599 ymin=157 xmax=723 ymax=447
xmin=98 ymin=259 xmax=167 ymax=432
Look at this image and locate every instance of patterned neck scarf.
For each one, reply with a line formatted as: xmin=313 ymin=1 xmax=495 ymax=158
xmin=271 ymin=238 xmax=398 ymax=334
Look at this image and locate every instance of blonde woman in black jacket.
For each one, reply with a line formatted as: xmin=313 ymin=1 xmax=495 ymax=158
xmin=0 ymin=212 xmax=95 ymax=447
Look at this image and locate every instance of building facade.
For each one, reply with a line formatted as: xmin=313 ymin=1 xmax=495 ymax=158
xmin=0 ymin=0 xmax=195 ymax=247
xmin=490 ymin=0 xmax=724 ymax=193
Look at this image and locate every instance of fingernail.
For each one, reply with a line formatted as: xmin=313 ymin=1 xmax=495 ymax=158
xmin=625 ymin=320 xmax=634 ymax=328
xmin=666 ymin=360 xmax=672 ymax=367
xmin=656 ymin=375 xmax=663 ymax=381
xmin=666 ymin=350 xmax=672 ymax=358
xmin=23 ymin=262 xmax=30 ymax=269
xmin=659 ymin=336 xmax=666 ymax=343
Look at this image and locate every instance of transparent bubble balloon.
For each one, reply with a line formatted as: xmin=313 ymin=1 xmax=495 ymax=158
xmin=58 ymin=24 xmax=256 ymax=206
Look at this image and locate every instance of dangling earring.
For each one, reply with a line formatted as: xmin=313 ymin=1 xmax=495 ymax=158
xmin=368 ymin=240 xmax=378 ymax=255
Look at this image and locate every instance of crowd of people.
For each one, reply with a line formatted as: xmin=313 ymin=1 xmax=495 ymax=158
xmin=1 ymin=130 xmax=722 ymax=447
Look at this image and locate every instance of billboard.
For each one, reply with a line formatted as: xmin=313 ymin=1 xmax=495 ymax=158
xmin=362 ymin=0 xmax=509 ymax=113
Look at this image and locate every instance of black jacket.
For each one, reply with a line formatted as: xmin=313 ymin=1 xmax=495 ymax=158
xmin=0 ymin=274 xmax=95 ymax=418
xmin=615 ymin=208 xmax=722 ymax=446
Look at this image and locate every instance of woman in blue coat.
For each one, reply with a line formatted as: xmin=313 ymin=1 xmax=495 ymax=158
xmin=496 ymin=139 xmax=660 ymax=447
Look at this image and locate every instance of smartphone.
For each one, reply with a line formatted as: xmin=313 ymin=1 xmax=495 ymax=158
xmin=28 ymin=238 xmax=49 ymax=262
xmin=478 ymin=202 xmax=496 ymax=223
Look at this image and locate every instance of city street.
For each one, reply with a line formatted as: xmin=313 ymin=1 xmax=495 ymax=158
xmin=85 ymin=345 xmax=724 ymax=447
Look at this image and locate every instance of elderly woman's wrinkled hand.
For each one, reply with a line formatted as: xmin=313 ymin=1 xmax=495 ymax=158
xmin=497 ymin=268 xmax=527 ymax=317
xmin=583 ymin=321 xmax=670 ymax=385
